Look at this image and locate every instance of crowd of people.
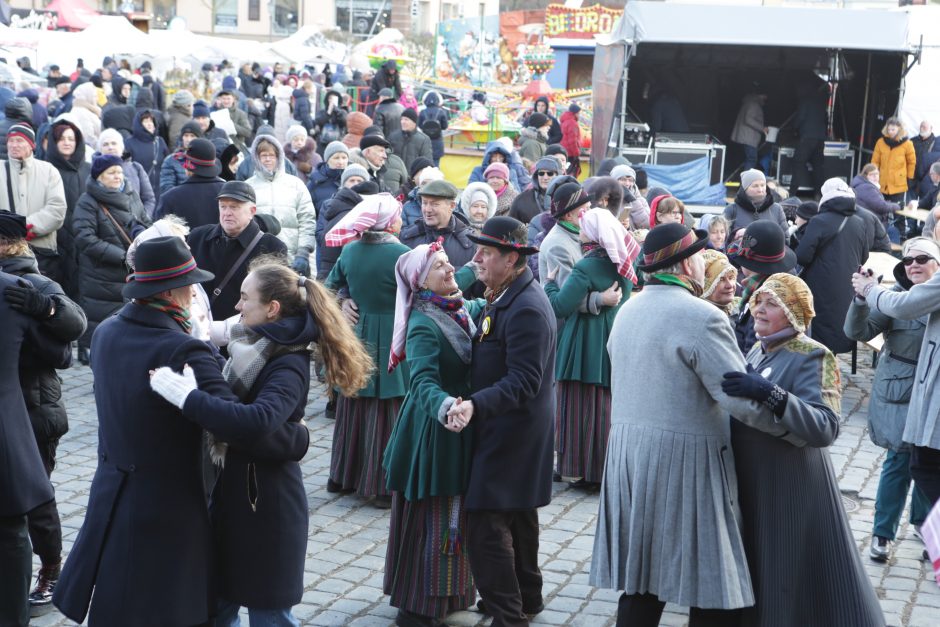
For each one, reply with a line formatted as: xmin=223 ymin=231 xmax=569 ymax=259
xmin=0 ymin=53 xmax=939 ymax=627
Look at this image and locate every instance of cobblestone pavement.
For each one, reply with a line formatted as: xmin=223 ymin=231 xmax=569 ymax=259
xmin=30 ymin=350 xmax=939 ymax=626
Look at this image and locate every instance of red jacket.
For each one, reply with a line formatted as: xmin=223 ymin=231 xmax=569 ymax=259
xmin=559 ymin=110 xmax=581 ymax=157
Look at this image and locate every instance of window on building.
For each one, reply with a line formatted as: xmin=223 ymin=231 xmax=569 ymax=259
xmin=248 ymin=0 xmax=260 ymax=21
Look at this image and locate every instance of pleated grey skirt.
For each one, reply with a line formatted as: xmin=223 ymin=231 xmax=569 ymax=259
xmin=590 ymin=422 xmax=755 ymax=610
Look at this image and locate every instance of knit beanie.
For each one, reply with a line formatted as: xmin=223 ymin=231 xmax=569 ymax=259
xmin=534 ymin=156 xmax=561 ymax=174
xmin=610 ymin=165 xmax=636 ymax=181
xmin=324 ymin=141 xmax=349 ymax=164
xmin=8 ymin=123 xmax=35 ymax=149
xmin=796 ymin=201 xmax=819 ymax=221
xmin=408 ymin=156 xmax=434 ymax=180
xmin=221 ymin=75 xmax=238 ymax=91
xmin=285 ymin=125 xmax=308 ymax=145
xmin=740 ymin=168 xmax=766 ymax=191
xmin=528 ymin=112 xmax=549 ymax=129
xmin=484 ymin=162 xmax=510 ymax=181
xmin=819 ymin=177 xmax=855 ymax=208
xmin=92 ymin=153 xmax=124 ymax=180
xmin=192 ymin=100 xmax=210 ymax=118
xmin=401 ymin=108 xmax=418 ymax=124
xmin=172 ymin=90 xmax=195 ymax=106
xmin=341 ymin=164 xmax=369 ymax=186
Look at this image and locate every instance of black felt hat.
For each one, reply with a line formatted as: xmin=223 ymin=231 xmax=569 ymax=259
xmin=0 ymin=210 xmax=27 ymax=238
xmin=734 ymin=220 xmax=797 ymax=275
xmin=123 ymin=236 xmax=214 ymax=299
xmin=184 ymin=138 xmax=221 ymax=178
xmin=467 ymin=215 xmax=539 ymax=256
xmin=637 ymin=223 xmax=708 ymax=272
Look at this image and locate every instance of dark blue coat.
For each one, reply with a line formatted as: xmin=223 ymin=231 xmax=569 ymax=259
xmin=0 ymin=270 xmax=55 ymax=518
xmin=52 ymin=303 xmax=233 ymax=626
xmin=466 ymin=267 xmax=556 ymax=510
xmin=418 ymin=92 xmax=449 ymax=162
xmin=292 ymin=88 xmax=313 ymax=132
xmin=307 ymin=162 xmax=342 ymax=213
xmin=185 ymin=314 xmax=314 ymax=608
xmin=154 ymin=174 xmax=226 ymax=229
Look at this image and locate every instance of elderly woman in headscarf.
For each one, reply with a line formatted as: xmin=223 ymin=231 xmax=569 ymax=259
xmin=324 ymin=193 xmax=410 ymax=507
xmin=721 ymin=273 xmax=884 ymax=627
xmin=544 ymin=208 xmax=639 ymax=488
xmin=701 ymin=249 xmax=738 ymax=317
xmin=844 ymin=237 xmax=938 ymax=562
xmin=382 ymin=241 xmax=482 ymax=627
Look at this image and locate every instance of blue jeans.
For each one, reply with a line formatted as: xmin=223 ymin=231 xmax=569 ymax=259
xmin=216 ymin=601 xmax=299 ymax=627
xmin=872 ymin=449 xmax=931 ymax=540
xmin=741 ymin=144 xmax=758 ymax=172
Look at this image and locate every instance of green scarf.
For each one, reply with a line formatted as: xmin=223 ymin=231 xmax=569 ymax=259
xmin=649 ymin=272 xmax=703 ymax=297
xmin=558 ymin=220 xmax=580 ymax=235
xmin=739 ymin=273 xmax=768 ymax=310
xmin=139 ymin=296 xmax=192 ymax=333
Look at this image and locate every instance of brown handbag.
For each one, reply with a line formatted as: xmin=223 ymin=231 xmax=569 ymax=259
xmin=98 ymin=203 xmax=134 ymax=248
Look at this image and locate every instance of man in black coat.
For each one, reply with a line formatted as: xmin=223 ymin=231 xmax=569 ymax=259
xmin=370 ymin=60 xmax=402 ymax=101
xmin=388 ymin=108 xmax=432 ymax=174
xmin=316 ymin=178 xmax=379 ymax=281
xmin=796 ymin=178 xmax=871 ymax=354
xmin=399 ymin=179 xmax=475 ymax=267
xmin=0 ymin=219 xmax=59 ymax=627
xmin=154 ymin=139 xmax=226 ymax=229
xmin=789 ymin=82 xmax=828 ymax=197
xmin=0 ymin=213 xmax=87 ymax=613
xmin=53 ymin=237 xmax=306 ymax=626
xmin=447 ymin=216 xmax=556 ymax=627
xmin=187 ymin=180 xmax=286 ymax=320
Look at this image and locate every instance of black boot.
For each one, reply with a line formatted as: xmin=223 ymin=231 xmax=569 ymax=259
xmin=28 ymin=563 xmax=60 ymax=615
xmin=395 ymin=608 xmax=442 ymax=627
xmin=77 ymin=347 xmax=90 ymax=366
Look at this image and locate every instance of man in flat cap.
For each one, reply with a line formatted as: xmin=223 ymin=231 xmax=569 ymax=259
xmin=399 ymin=179 xmax=475 ymax=267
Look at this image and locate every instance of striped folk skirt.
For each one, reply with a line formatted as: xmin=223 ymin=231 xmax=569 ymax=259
xmin=384 ymin=492 xmax=475 ymax=619
xmin=555 ymin=381 xmax=612 ymax=483
xmin=329 ymin=395 xmax=402 ymax=497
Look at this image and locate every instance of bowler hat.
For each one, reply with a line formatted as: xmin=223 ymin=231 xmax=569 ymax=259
xmin=734 ymin=220 xmax=797 ymax=275
xmin=184 ymin=138 xmax=221 ymax=178
xmin=467 ymin=215 xmax=539 ymax=256
xmin=216 ymin=180 xmax=256 ymax=204
xmin=417 ymin=179 xmax=458 ymax=200
xmin=123 ymin=236 xmax=214 ymax=299
xmin=637 ymin=223 xmax=708 ymax=272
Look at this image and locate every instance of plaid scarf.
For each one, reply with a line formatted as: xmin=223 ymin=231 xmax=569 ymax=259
xmin=139 ymin=296 xmax=192 ymax=333
xmin=739 ymin=273 xmax=768 ymax=310
xmin=648 ymin=272 xmax=703 ymax=297
xmin=418 ymin=289 xmax=470 ymax=335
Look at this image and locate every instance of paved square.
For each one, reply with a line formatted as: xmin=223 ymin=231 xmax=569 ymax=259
xmin=30 ymin=351 xmax=938 ymax=626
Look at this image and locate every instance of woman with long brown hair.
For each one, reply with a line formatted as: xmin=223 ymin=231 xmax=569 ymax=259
xmin=150 ymin=259 xmax=372 ymax=626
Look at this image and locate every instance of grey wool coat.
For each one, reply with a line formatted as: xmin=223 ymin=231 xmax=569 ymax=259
xmin=867 ymin=273 xmax=940 ymax=449
xmin=537 ymin=224 xmax=602 ymax=315
xmin=733 ymin=334 xmax=884 ymax=627
xmin=590 ymin=283 xmax=781 ymax=610
xmin=844 ymin=284 xmax=926 ymax=451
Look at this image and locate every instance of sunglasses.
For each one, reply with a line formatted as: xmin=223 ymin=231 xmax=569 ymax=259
xmin=536 ymin=171 xmax=555 ymax=177
xmin=902 ymin=255 xmax=935 ymax=266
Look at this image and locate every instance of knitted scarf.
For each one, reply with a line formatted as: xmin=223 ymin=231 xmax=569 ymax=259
xmin=648 ymin=272 xmax=703 ymax=297
xmin=558 ymin=220 xmax=580 ymax=235
xmin=418 ymin=289 xmax=470 ymax=335
xmin=739 ymin=273 xmax=768 ymax=310
xmin=209 ymin=322 xmax=310 ymax=467
xmin=139 ymin=296 xmax=192 ymax=333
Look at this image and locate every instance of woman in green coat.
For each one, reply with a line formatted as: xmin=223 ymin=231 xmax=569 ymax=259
xmin=325 ymin=193 xmax=410 ymax=506
xmin=544 ymin=208 xmax=640 ymax=486
xmin=383 ymin=242 xmax=482 ymax=626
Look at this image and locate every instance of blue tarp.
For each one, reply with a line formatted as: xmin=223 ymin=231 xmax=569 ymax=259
xmin=641 ymin=157 xmax=726 ymax=205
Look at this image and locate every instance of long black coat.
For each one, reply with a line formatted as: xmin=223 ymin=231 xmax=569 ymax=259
xmin=467 ymin=267 xmax=556 ymax=510
xmin=187 ymin=219 xmax=287 ymax=320
xmin=154 ymin=174 xmax=226 ymax=229
xmin=48 ymin=119 xmax=90 ymax=301
xmin=53 ymin=303 xmax=305 ymax=626
xmin=0 ymin=270 xmax=55 ymax=518
xmin=796 ymin=196 xmax=871 ymax=354
xmin=185 ymin=314 xmax=314 ymax=608
xmin=124 ymin=109 xmax=169 ymax=202
xmin=73 ymin=180 xmax=148 ymax=348
xmin=316 ymin=186 xmax=364 ymax=280
xmin=0 ymin=255 xmax=86 ymax=444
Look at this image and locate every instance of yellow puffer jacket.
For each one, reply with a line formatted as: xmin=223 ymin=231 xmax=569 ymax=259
xmin=871 ymin=136 xmax=915 ymax=196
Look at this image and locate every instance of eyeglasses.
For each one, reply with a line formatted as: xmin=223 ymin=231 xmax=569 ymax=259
xmin=902 ymin=255 xmax=934 ymax=266
xmin=536 ymin=171 xmax=555 ymax=177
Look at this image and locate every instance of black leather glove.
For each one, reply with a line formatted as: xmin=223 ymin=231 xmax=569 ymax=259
xmin=721 ymin=364 xmax=788 ymax=416
xmin=4 ymin=282 xmax=54 ymax=319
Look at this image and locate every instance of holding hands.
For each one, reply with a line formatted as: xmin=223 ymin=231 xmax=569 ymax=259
xmin=445 ymin=396 xmax=474 ymax=433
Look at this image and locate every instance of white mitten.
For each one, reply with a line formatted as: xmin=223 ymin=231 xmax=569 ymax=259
xmin=150 ymin=365 xmax=198 ymax=409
